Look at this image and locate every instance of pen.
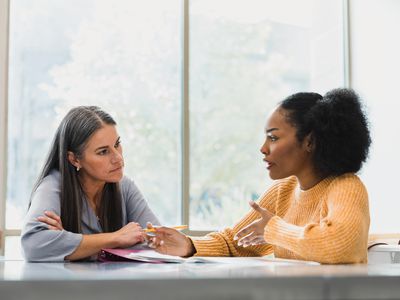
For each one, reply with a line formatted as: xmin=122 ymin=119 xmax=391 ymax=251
xmin=144 ymin=225 xmax=188 ymax=233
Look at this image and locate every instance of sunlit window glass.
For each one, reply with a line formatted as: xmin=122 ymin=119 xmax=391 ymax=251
xmin=6 ymin=0 xmax=344 ymax=236
xmin=7 ymin=0 xmax=182 ymax=230
xmin=189 ymin=0 xmax=344 ymax=230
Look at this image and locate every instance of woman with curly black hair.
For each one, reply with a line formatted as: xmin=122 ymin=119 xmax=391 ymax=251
xmin=147 ymin=88 xmax=372 ymax=264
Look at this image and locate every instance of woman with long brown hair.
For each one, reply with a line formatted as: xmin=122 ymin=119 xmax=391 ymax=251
xmin=22 ymin=106 xmax=159 ymax=261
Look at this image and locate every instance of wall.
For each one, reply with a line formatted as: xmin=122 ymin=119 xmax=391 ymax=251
xmin=350 ymin=0 xmax=400 ymax=233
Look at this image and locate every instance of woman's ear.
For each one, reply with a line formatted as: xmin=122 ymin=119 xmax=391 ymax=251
xmin=304 ymin=134 xmax=314 ymax=153
xmin=67 ymin=151 xmax=81 ymax=170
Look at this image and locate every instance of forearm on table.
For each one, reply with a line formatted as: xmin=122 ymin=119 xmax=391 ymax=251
xmin=65 ymin=232 xmax=118 ymax=261
xmin=192 ymin=229 xmax=270 ymax=257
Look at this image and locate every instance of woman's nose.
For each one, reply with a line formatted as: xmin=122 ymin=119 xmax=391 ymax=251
xmin=111 ymin=149 xmax=123 ymax=163
xmin=260 ymin=140 xmax=269 ymax=155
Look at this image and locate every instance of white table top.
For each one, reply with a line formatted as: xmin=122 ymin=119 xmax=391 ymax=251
xmin=1 ymin=258 xmax=400 ymax=300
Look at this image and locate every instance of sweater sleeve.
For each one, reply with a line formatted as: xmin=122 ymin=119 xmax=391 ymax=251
xmin=191 ymin=181 xmax=285 ymax=257
xmin=264 ymin=175 xmax=370 ymax=264
xmin=21 ymin=173 xmax=83 ymax=262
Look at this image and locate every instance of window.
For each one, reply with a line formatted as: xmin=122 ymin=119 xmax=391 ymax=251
xmin=188 ymin=0 xmax=345 ymax=229
xmin=0 ymin=0 xmax=345 ymax=256
xmin=6 ymin=0 xmax=182 ymax=232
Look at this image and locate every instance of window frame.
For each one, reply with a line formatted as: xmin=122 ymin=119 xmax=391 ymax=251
xmin=0 ymin=0 xmax=350 ymax=255
xmin=0 ymin=0 xmax=10 ymax=255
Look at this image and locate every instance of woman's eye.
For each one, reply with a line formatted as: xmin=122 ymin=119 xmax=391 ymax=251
xmin=115 ymin=141 xmax=121 ymax=148
xmin=97 ymin=149 xmax=108 ymax=155
xmin=268 ymin=135 xmax=278 ymax=142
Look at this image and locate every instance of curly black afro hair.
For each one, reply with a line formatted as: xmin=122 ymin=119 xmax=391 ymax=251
xmin=279 ymin=88 xmax=371 ymax=177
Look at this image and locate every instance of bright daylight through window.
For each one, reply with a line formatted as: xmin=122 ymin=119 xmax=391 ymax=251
xmin=4 ymin=0 xmax=344 ymax=256
xmin=188 ymin=0 xmax=345 ymax=229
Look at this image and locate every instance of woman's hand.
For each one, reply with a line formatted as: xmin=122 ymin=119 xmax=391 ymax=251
xmin=234 ymin=200 xmax=274 ymax=247
xmin=37 ymin=211 xmax=64 ymax=231
xmin=146 ymin=223 xmax=195 ymax=257
xmin=112 ymin=222 xmax=146 ymax=248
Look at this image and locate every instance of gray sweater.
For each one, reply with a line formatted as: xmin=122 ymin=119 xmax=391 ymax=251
xmin=21 ymin=170 xmax=160 ymax=262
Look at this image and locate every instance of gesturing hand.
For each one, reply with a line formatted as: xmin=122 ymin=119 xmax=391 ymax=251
xmin=37 ymin=211 xmax=64 ymax=231
xmin=234 ymin=200 xmax=274 ymax=247
xmin=146 ymin=222 xmax=195 ymax=257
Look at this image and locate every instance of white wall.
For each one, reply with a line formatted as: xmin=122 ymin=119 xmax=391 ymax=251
xmin=350 ymin=0 xmax=400 ymax=233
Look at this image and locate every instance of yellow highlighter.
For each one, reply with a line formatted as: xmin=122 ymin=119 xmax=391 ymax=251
xmin=144 ymin=225 xmax=188 ymax=233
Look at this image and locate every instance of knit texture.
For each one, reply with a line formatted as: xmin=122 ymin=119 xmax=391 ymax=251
xmin=191 ymin=173 xmax=370 ymax=264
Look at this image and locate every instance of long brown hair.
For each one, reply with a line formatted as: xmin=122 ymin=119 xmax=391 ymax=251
xmin=30 ymin=106 xmax=123 ymax=233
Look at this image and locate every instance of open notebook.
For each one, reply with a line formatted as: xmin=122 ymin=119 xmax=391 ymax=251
xmin=99 ymin=248 xmax=319 ymax=265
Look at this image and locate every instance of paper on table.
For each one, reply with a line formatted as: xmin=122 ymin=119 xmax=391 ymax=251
xmin=100 ymin=249 xmax=319 ymax=265
xmin=185 ymin=256 xmax=319 ymax=265
xmin=128 ymin=250 xmax=187 ymax=263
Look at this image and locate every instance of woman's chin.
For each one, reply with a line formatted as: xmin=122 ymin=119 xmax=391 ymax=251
xmin=268 ymin=171 xmax=286 ymax=180
xmin=108 ymin=172 xmax=124 ymax=182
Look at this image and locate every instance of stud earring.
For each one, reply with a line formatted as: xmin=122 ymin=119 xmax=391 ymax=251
xmin=76 ymin=166 xmax=80 ymax=172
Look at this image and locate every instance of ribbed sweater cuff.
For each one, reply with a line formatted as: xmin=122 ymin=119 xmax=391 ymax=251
xmin=190 ymin=236 xmax=228 ymax=257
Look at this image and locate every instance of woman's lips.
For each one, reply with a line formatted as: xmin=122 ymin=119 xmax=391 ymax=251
xmin=264 ymin=159 xmax=274 ymax=170
xmin=110 ymin=166 xmax=123 ymax=173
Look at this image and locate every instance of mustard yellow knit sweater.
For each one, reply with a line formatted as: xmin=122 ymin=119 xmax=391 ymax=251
xmin=191 ymin=173 xmax=370 ymax=264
